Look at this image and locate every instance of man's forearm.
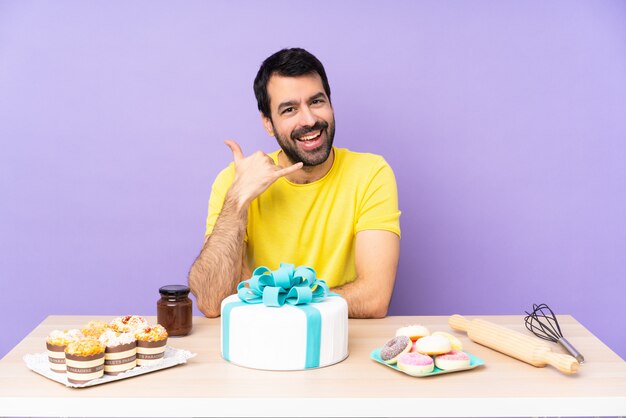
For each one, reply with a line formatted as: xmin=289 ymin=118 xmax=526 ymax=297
xmin=332 ymin=280 xmax=392 ymax=319
xmin=189 ymin=140 xmax=304 ymax=317
xmin=332 ymin=230 xmax=400 ymax=319
xmin=188 ymin=191 xmax=247 ymax=317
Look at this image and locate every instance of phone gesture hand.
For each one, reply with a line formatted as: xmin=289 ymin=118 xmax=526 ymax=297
xmin=225 ymin=140 xmax=303 ymax=207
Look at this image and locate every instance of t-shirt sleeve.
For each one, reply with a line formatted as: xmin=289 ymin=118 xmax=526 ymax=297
xmin=205 ymin=164 xmax=236 ymax=237
xmin=355 ymin=158 xmax=401 ymax=237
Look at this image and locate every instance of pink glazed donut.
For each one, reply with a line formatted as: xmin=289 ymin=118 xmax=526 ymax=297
xmin=397 ymin=353 xmax=434 ymax=375
xmin=434 ymin=350 xmax=471 ymax=371
xmin=380 ymin=336 xmax=412 ymax=364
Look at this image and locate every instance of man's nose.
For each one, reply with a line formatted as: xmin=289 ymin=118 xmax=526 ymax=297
xmin=298 ymin=105 xmax=317 ymax=127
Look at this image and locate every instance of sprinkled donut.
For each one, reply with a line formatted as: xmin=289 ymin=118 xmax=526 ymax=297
xmin=380 ymin=335 xmax=412 ymax=364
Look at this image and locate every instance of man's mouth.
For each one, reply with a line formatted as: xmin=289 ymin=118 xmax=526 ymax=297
xmin=291 ymin=121 xmax=328 ymax=151
xmin=294 ymin=129 xmax=324 ymax=150
xmin=296 ymin=130 xmax=322 ymax=142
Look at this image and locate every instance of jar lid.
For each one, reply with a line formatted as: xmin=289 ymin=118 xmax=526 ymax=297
xmin=159 ymin=285 xmax=190 ymax=296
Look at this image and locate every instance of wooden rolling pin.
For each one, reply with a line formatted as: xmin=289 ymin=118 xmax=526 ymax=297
xmin=449 ymin=314 xmax=579 ymax=374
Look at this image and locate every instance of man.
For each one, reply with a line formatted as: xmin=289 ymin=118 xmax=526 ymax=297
xmin=189 ymin=48 xmax=400 ymax=318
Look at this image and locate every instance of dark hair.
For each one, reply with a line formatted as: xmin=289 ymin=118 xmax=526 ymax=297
xmin=253 ymin=48 xmax=331 ymax=119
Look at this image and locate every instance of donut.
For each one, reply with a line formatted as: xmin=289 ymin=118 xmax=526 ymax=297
xmin=395 ymin=325 xmax=430 ymax=342
xmin=434 ymin=350 xmax=471 ymax=371
xmin=413 ymin=335 xmax=452 ymax=355
xmin=397 ymin=353 xmax=434 ymax=375
xmin=431 ymin=331 xmax=463 ymax=351
xmin=380 ymin=335 xmax=411 ymax=364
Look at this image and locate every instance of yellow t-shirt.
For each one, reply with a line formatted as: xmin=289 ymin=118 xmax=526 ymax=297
xmin=205 ymin=147 xmax=401 ymax=287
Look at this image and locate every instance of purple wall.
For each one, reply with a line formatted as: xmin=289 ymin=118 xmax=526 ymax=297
xmin=1 ymin=1 xmax=625 ymax=360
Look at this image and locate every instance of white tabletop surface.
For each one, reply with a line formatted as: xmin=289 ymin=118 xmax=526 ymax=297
xmin=1 ymin=314 xmax=625 ymax=417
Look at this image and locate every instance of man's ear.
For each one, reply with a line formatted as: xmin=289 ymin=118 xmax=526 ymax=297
xmin=261 ymin=113 xmax=274 ymax=137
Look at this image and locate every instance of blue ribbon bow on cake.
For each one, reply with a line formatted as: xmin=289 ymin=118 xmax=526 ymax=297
xmin=237 ymin=262 xmax=330 ymax=307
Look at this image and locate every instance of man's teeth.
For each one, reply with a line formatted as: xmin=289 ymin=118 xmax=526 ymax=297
xmin=298 ymin=131 xmax=321 ymax=141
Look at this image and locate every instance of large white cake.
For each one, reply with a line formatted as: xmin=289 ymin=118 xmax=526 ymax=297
xmin=220 ymin=293 xmax=349 ymax=370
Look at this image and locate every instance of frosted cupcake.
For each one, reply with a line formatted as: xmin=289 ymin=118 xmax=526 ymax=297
xmin=46 ymin=329 xmax=84 ymax=373
xmin=64 ymin=339 xmax=105 ymax=384
xmin=81 ymin=320 xmax=111 ymax=339
xmin=110 ymin=315 xmax=149 ymax=333
xmin=134 ymin=325 xmax=168 ymax=366
xmin=99 ymin=330 xmax=137 ymax=375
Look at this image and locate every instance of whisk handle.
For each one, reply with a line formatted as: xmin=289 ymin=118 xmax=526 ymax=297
xmin=557 ymin=338 xmax=585 ymax=364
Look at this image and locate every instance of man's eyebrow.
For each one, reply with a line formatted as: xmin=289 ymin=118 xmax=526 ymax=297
xmin=277 ymin=92 xmax=327 ymax=112
xmin=277 ymin=100 xmax=299 ymax=112
xmin=309 ymin=92 xmax=327 ymax=102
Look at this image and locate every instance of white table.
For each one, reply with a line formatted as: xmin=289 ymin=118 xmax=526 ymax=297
xmin=1 ymin=314 xmax=625 ymax=417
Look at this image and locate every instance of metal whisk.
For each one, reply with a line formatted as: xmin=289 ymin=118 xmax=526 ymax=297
xmin=524 ymin=303 xmax=584 ymax=364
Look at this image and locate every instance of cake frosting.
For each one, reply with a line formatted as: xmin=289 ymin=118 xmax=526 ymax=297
xmin=99 ymin=330 xmax=136 ymax=347
xmin=221 ymin=293 xmax=348 ymax=370
xmin=46 ymin=329 xmax=84 ymax=346
xmin=110 ymin=315 xmax=149 ymax=333
xmin=81 ymin=321 xmax=111 ymax=338
xmin=134 ymin=325 xmax=168 ymax=342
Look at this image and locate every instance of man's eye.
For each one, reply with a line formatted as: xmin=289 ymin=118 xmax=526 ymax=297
xmin=282 ymin=107 xmax=294 ymax=114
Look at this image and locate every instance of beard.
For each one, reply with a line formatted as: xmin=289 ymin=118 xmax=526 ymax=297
xmin=273 ymin=118 xmax=335 ymax=167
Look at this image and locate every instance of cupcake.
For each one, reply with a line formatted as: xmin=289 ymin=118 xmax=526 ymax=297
xmin=99 ymin=330 xmax=137 ymax=375
xmin=64 ymin=339 xmax=105 ymax=384
xmin=134 ymin=325 xmax=168 ymax=366
xmin=45 ymin=329 xmax=84 ymax=373
xmin=110 ymin=315 xmax=149 ymax=333
xmin=81 ymin=320 xmax=111 ymax=339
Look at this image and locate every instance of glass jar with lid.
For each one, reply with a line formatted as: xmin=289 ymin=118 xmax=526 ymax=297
xmin=157 ymin=285 xmax=193 ymax=336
